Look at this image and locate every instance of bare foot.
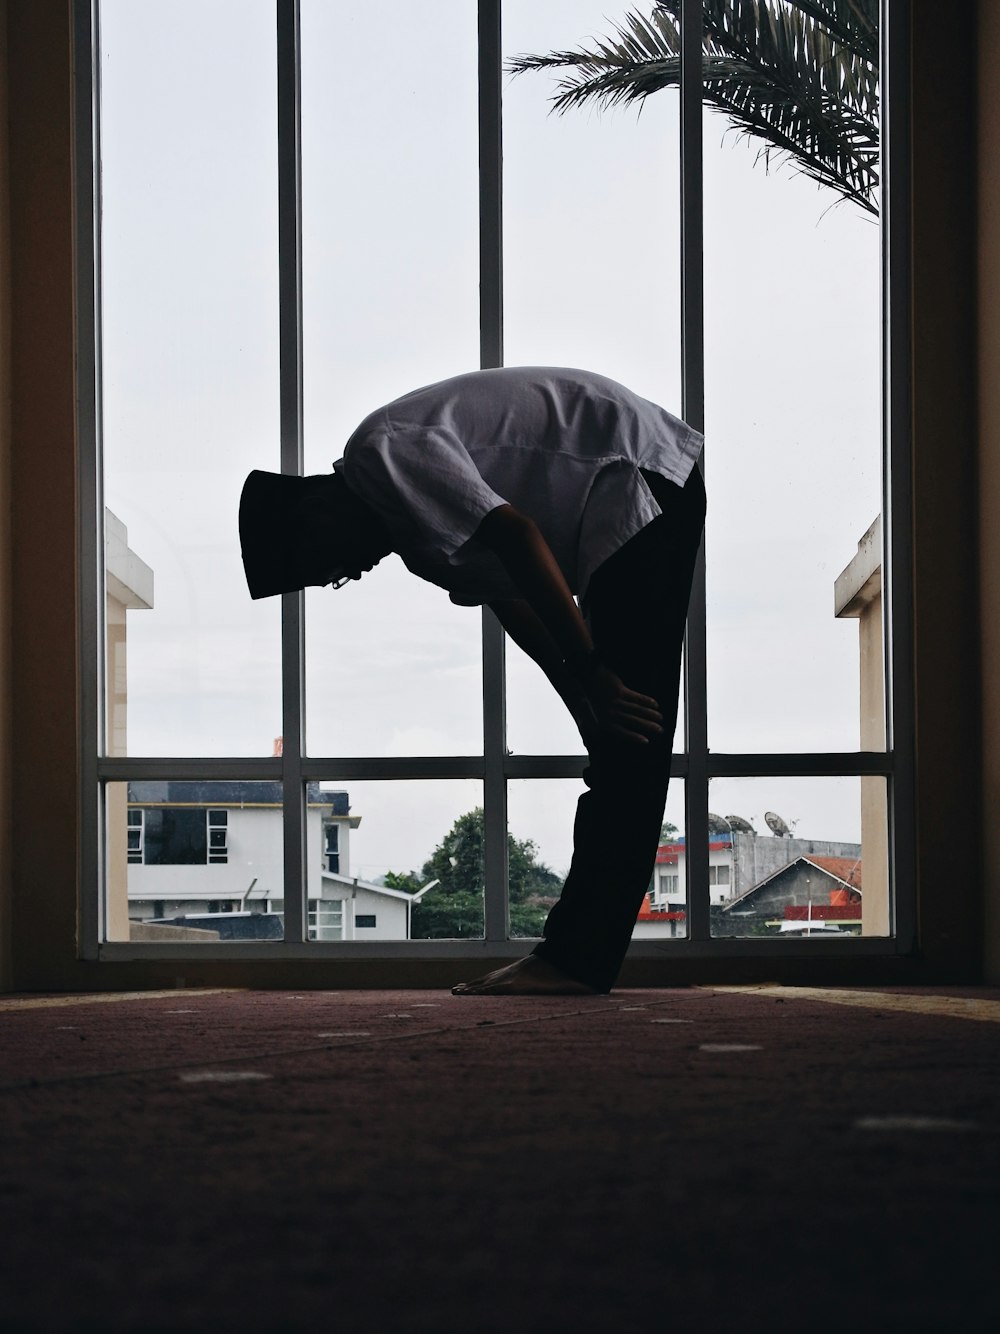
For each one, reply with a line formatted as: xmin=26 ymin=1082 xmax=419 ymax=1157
xmin=452 ymin=955 xmax=598 ymax=996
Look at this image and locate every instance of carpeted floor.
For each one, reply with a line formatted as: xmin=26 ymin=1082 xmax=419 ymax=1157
xmin=1 ymin=985 xmax=998 ymax=1333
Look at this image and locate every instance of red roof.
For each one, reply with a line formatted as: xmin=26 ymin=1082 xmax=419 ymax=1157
xmin=808 ymin=856 xmax=863 ymax=889
xmin=655 ymin=839 xmax=730 ymax=865
xmin=656 ymin=845 xmax=681 ymax=865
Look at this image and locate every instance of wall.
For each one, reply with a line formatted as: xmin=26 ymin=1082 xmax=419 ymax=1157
xmin=8 ymin=0 xmax=80 ymax=987
xmin=979 ymin=0 xmax=1000 ymax=983
xmin=908 ymin=0 xmax=981 ymax=977
xmin=833 ymin=517 xmax=889 ymax=935
xmin=0 ymin=0 xmax=11 ymax=990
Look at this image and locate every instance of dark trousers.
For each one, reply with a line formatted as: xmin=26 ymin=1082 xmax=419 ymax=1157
xmin=532 ymin=465 xmax=706 ymax=992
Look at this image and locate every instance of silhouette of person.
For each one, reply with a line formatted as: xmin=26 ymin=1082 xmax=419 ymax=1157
xmin=240 ymin=367 xmax=705 ymax=994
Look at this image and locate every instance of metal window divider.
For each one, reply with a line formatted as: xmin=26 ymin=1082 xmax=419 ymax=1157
xmin=74 ymin=0 xmax=104 ymax=958
xmin=277 ymin=0 xmax=307 ymax=945
xmin=479 ymin=0 xmax=509 ymax=945
xmin=679 ymin=0 xmax=710 ymax=943
xmin=881 ymin=0 xmax=915 ymax=949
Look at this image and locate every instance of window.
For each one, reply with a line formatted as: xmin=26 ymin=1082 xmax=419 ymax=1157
xmin=355 ymin=914 xmax=377 ymax=930
xmin=80 ymin=0 xmax=911 ymax=965
xmin=142 ymin=809 xmax=207 ymax=866
xmin=208 ymin=810 xmax=228 ymax=864
xmin=126 ymin=809 xmax=143 ymax=864
xmin=308 ymin=900 xmax=344 ymax=942
xmin=323 ymin=824 xmax=339 ymax=875
xmin=128 ymin=807 xmax=229 ymax=867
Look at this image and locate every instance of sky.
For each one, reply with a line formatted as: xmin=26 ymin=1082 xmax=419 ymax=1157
xmin=98 ymin=0 xmax=882 ymax=886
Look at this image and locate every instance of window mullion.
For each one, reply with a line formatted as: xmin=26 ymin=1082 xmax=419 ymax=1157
xmin=478 ymin=0 xmax=508 ymax=944
xmin=478 ymin=0 xmax=503 ymax=372
xmin=75 ymin=0 xmax=103 ymax=956
xmin=277 ymin=0 xmax=306 ymax=945
xmin=680 ymin=0 xmax=710 ymax=942
xmin=882 ymin=0 xmax=914 ymax=947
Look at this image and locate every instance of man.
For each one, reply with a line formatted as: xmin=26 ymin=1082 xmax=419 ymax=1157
xmin=240 ymin=366 xmax=705 ymax=995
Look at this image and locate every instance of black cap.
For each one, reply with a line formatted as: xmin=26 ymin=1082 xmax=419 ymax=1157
xmin=239 ymin=469 xmax=338 ymax=599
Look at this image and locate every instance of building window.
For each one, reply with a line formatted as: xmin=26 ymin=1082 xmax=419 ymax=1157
xmin=308 ymin=899 xmax=344 ymax=942
xmin=142 ymin=808 xmax=207 ymax=865
xmin=355 ymin=914 xmax=376 ymax=929
xmin=208 ymin=809 xmax=228 ymax=864
xmin=323 ymin=824 xmax=339 ymax=874
xmin=134 ymin=808 xmax=228 ymax=866
xmin=127 ymin=808 xmax=143 ymax=864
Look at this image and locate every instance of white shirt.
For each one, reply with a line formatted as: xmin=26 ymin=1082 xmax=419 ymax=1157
xmin=339 ymin=366 xmax=703 ymax=606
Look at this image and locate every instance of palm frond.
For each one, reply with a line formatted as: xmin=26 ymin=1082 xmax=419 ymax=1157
xmin=506 ymin=0 xmax=880 ymax=216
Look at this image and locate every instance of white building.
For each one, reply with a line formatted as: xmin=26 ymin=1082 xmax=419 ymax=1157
xmin=126 ymin=780 xmax=414 ymax=941
xmin=643 ymin=829 xmax=863 ymax=938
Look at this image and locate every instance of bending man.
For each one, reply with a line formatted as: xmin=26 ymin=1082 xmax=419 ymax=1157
xmin=239 ymin=366 xmax=705 ymax=995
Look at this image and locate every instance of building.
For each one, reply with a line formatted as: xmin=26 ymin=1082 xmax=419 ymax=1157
xmin=645 ymin=830 xmax=863 ymax=937
xmin=835 ymin=515 xmax=889 ymax=935
xmin=124 ymin=780 xmax=415 ymax=942
xmin=716 ymin=855 xmax=863 ymax=937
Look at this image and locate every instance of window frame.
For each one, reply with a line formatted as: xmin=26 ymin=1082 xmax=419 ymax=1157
xmin=75 ymin=0 xmax=914 ymax=965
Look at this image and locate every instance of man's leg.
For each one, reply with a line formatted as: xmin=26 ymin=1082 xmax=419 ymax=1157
xmin=531 ymin=466 xmax=705 ymax=991
xmin=454 ymin=467 xmax=705 ymax=996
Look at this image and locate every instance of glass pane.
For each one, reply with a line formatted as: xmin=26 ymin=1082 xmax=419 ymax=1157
xmin=703 ymin=109 xmax=883 ymax=752
xmin=505 ymin=636 xmax=686 ymax=761
xmin=301 ymin=0 xmax=482 ymax=758
xmin=504 ymin=643 xmax=584 ymax=758
xmin=310 ymin=779 xmax=485 ymax=941
xmin=642 ymin=783 xmax=688 ymax=941
xmin=303 ymin=578 xmax=482 ymax=758
xmin=505 ymin=778 xmax=579 ymax=940
xmin=506 ymin=778 xmax=685 ymax=941
xmin=100 ymin=0 xmax=281 ymax=757
xmin=707 ymin=776 xmax=888 ymax=938
xmin=502 ymin=0 xmax=685 ymax=754
xmin=502 ymin=0 xmax=682 ymax=389
xmin=107 ymin=781 xmax=286 ymax=943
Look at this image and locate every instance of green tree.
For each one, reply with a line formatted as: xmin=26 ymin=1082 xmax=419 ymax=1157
xmin=507 ymin=0 xmax=879 ymax=216
xmin=387 ymin=807 xmax=562 ymax=940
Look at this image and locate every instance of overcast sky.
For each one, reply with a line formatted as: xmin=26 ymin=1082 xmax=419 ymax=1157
xmin=99 ymin=0 xmax=881 ymax=884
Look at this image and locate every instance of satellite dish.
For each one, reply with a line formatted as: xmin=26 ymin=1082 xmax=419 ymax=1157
xmin=707 ymin=812 xmax=730 ymax=835
xmin=725 ymin=814 xmax=756 ymax=835
xmin=764 ymin=811 xmax=792 ymax=837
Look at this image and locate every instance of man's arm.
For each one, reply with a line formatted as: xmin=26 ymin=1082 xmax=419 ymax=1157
xmin=474 ymin=504 xmax=662 ymax=745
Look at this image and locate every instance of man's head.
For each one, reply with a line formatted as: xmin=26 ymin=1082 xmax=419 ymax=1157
xmin=239 ymin=467 xmax=393 ymax=599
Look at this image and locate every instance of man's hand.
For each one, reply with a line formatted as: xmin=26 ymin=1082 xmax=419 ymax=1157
xmin=476 ymin=506 xmax=663 ymax=747
xmin=582 ymin=662 xmax=663 ymax=746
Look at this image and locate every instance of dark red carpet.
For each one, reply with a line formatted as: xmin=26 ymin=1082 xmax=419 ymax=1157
xmin=1 ymin=985 xmax=998 ymax=1333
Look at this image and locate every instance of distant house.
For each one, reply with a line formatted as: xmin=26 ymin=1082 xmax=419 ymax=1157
xmin=715 ymin=855 xmax=863 ymax=937
xmin=643 ymin=833 xmax=862 ymax=938
xmin=126 ymin=780 xmax=413 ymax=941
xmin=633 ymin=893 xmax=686 ymax=940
